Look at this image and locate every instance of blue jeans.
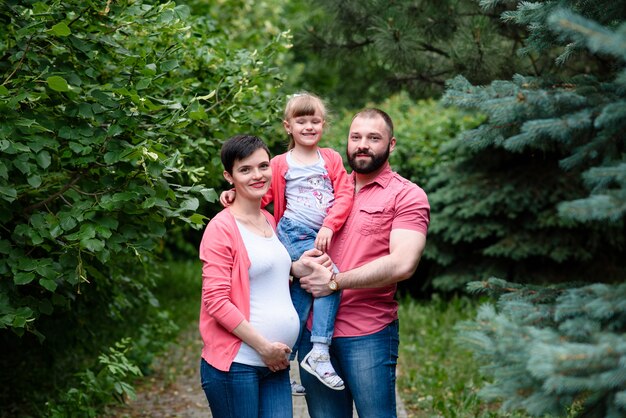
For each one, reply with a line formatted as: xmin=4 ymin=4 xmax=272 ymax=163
xmin=297 ymin=320 xmax=400 ymax=418
xmin=200 ymin=359 xmax=292 ymax=418
xmin=277 ymin=217 xmax=341 ymax=356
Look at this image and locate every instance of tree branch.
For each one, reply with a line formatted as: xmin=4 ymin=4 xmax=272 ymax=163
xmin=2 ymin=34 xmax=33 ymax=86
xmin=23 ymin=172 xmax=83 ymax=213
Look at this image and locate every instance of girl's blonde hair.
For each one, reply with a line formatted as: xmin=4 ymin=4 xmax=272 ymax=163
xmin=284 ymin=92 xmax=327 ymax=150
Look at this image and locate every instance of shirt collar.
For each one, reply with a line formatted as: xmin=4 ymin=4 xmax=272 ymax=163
xmin=349 ymin=162 xmax=393 ymax=190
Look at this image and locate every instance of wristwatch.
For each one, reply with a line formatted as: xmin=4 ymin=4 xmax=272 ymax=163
xmin=328 ymin=273 xmax=339 ymax=292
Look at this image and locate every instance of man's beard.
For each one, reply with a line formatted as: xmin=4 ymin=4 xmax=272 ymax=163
xmin=347 ymin=145 xmax=390 ymax=174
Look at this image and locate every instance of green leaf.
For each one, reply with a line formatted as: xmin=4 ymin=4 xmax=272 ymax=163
xmin=66 ymin=223 xmax=96 ymax=241
xmin=39 ymin=278 xmax=58 ymax=292
xmin=142 ymin=197 xmax=157 ymax=208
xmin=36 ymin=150 xmax=52 ymax=169
xmin=27 ymin=175 xmax=42 ymax=188
xmin=179 ymin=197 xmax=199 ymax=211
xmin=98 ymin=217 xmax=119 ymax=230
xmin=95 ymin=225 xmax=112 ymax=239
xmin=111 ymin=192 xmax=136 ymax=202
xmin=13 ymin=159 xmax=32 ymax=175
xmin=35 ymin=263 xmax=57 ymax=280
xmin=188 ymin=213 xmax=209 ymax=225
xmin=81 ymin=238 xmax=105 ymax=252
xmin=47 ymin=76 xmax=69 ymax=92
xmin=14 ymin=272 xmax=36 ymax=285
xmin=0 ymin=186 xmax=17 ymax=202
xmin=160 ymin=60 xmax=179 ymax=72
xmin=200 ymin=188 xmax=218 ymax=202
xmin=107 ymin=124 xmax=124 ymax=137
xmin=78 ymin=103 xmax=93 ymax=118
xmin=51 ymin=22 xmax=71 ymax=37
xmin=0 ymin=85 xmax=8 ymax=96
xmin=189 ymin=108 xmax=208 ymax=121
xmin=59 ymin=212 xmax=77 ymax=231
xmin=136 ymin=78 xmax=151 ymax=90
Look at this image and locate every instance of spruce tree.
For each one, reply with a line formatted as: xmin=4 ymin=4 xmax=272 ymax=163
xmin=447 ymin=2 xmax=626 ymax=416
xmin=426 ymin=1 xmax=626 ymax=291
xmin=458 ymin=278 xmax=626 ymax=417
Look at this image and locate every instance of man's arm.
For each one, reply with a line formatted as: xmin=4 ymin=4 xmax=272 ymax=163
xmin=300 ymin=228 xmax=427 ymax=297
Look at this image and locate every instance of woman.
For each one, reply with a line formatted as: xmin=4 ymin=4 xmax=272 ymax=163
xmin=199 ymin=134 xmax=324 ymax=417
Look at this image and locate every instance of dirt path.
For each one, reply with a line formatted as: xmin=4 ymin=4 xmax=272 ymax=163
xmin=107 ymin=323 xmax=407 ymax=418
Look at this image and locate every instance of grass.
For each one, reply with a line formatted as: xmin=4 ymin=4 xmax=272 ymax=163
xmin=154 ymin=259 xmax=202 ymax=327
xmin=397 ymin=294 xmax=530 ymax=418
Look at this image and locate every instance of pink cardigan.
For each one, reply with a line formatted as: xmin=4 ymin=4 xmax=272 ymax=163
xmin=261 ymin=148 xmax=354 ymax=233
xmin=198 ymin=208 xmax=276 ymax=371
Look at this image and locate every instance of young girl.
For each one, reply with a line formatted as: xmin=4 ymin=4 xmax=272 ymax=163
xmin=221 ymin=93 xmax=353 ymax=392
xmin=268 ymin=93 xmax=353 ymax=392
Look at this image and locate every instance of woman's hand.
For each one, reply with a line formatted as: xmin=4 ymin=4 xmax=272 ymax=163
xmin=258 ymin=341 xmax=291 ymax=371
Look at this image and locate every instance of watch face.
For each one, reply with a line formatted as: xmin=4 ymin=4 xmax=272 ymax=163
xmin=329 ymin=281 xmax=337 ymax=291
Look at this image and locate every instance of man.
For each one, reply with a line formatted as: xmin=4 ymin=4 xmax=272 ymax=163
xmin=297 ymin=108 xmax=430 ymax=417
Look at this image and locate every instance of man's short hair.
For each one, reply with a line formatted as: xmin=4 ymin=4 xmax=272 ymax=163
xmin=352 ymin=108 xmax=394 ymax=139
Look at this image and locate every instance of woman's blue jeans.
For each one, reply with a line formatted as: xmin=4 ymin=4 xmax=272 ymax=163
xmin=297 ymin=320 xmax=400 ymax=418
xmin=277 ymin=217 xmax=341 ymax=357
xmin=200 ymin=359 xmax=292 ymax=418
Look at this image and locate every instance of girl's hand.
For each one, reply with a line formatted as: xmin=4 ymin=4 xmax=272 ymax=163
xmin=219 ymin=190 xmax=236 ymax=207
xmin=314 ymin=226 xmax=333 ymax=253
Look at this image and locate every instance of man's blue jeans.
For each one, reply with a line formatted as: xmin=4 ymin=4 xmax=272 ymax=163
xmin=200 ymin=359 xmax=292 ymax=418
xmin=297 ymin=320 xmax=400 ymax=418
xmin=276 ymin=217 xmax=341 ymax=357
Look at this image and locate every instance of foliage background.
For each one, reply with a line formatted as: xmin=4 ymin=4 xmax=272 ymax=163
xmin=1 ymin=0 xmax=625 ymax=416
xmin=0 ymin=0 xmax=290 ymax=414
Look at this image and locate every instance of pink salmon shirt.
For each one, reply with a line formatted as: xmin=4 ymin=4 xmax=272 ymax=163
xmin=320 ymin=163 xmax=430 ymax=337
xmin=198 ymin=208 xmax=276 ymax=371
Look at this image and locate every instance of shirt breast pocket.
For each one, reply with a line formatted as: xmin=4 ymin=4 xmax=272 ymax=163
xmin=357 ymin=205 xmax=386 ymax=236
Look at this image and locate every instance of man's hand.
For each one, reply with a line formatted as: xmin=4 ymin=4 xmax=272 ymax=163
xmin=314 ymin=226 xmax=333 ymax=253
xmin=291 ymin=248 xmax=332 ymax=280
xmin=219 ymin=190 xmax=236 ymax=207
xmin=299 ymin=259 xmax=334 ymax=298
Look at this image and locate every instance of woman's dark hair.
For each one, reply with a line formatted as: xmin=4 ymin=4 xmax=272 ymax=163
xmin=220 ymin=134 xmax=271 ymax=174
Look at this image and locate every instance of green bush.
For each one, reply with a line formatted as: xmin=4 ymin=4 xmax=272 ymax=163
xmin=45 ymin=338 xmax=143 ymax=418
xmin=0 ymin=0 xmax=289 ymax=414
xmin=0 ymin=0 xmax=289 ymax=337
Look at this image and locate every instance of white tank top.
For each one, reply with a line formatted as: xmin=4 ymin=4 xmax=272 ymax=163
xmin=233 ymin=220 xmax=300 ymax=366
